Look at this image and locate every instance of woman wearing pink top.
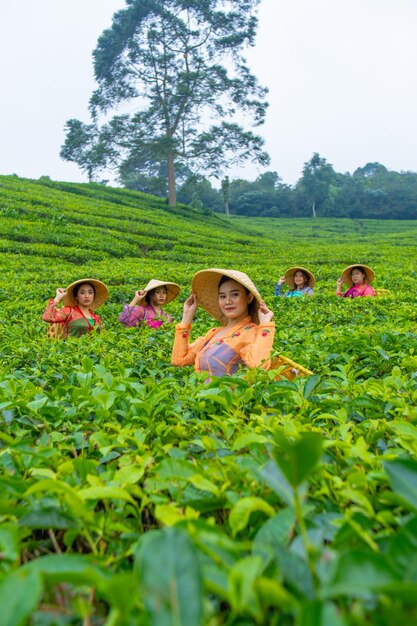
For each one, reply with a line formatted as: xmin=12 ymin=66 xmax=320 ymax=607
xmin=119 ymin=279 xmax=180 ymax=328
xmin=336 ymin=265 xmax=375 ymax=298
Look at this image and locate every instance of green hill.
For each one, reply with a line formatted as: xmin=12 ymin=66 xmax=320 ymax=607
xmin=0 ymin=174 xmax=265 ymax=264
xmin=1 ymin=175 xmax=417 ymax=624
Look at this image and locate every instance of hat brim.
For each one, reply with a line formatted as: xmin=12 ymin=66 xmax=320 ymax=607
xmin=191 ymin=268 xmax=262 ymax=324
xmin=135 ymin=281 xmax=181 ymax=306
xmin=63 ymin=279 xmax=108 ymax=309
xmin=284 ymin=267 xmax=316 ymax=289
xmin=341 ymin=265 xmax=375 ymax=287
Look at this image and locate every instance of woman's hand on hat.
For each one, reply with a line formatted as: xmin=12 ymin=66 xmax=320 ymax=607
xmin=278 ymin=276 xmax=286 ymax=285
xmin=131 ymin=290 xmax=146 ymax=305
xmin=182 ymin=293 xmax=198 ymax=324
xmin=54 ymin=288 xmax=67 ymax=304
xmin=258 ymin=300 xmax=274 ymax=324
xmin=336 ymin=277 xmax=343 ymax=288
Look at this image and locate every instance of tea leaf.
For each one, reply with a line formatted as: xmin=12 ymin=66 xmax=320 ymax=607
xmin=384 ymin=459 xmax=417 ymax=510
xmin=136 ymin=527 xmax=203 ymax=626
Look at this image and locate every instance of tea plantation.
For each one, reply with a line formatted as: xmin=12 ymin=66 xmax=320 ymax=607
xmin=1 ymin=174 xmax=417 ymax=625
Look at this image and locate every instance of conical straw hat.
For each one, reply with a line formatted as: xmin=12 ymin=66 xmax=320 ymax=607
xmin=63 ymin=278 xmax=108 ymax=309
xmin=284 ymin=267 xmax=316 ymax=289
xmin=341 ymin=264 xmax=375 ymax=287
xmin=135 ymin=279 xmax=181 ymax=306
xmin=191 ymin=268 xmax=263 ymax=324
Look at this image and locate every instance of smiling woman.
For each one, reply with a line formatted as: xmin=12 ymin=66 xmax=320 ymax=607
xmin=336 ymin=264 xmax=375 ymax=298
xmin=275 ymin=266 xmax=315 ymax=298
xmin=119 ymin=279 xmax=180 ymax=329
xmin=171 ymin=268 xmax=275 ymax=378
xmin=42 ymin=278 xmax=108 ymax=337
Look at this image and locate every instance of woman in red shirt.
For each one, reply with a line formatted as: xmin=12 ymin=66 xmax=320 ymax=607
xmin=43 ymin=278 xmax=108 ymax=337
xmin=336 ymin=265 xmax=375 ymax=298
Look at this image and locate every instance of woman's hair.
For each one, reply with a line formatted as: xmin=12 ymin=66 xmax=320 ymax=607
xmin=145 ymin=289 xmax=153 ymax=305
xmin=145 ymin=286 xmax=167 ymax=304
xmin=350 ymin=266 xmax=366 ymax=277
xmin=218 ymin=275 xmax=257 ymax=320
xmin=218 ymin=275 xmax=239 ymax=290
xmin=73 ymin=282 xmax=95 ymax=298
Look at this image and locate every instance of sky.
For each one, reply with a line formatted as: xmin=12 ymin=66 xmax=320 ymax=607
xmin=1 ymin=0 xmax=417 ymax=186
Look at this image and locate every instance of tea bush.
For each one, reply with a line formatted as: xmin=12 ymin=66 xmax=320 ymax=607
xmin=1 ymin=175 xmax=417 ymax=625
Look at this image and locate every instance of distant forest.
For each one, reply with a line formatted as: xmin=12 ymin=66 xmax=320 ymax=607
xmin=121 ymin=154 xmax=417 ymax=219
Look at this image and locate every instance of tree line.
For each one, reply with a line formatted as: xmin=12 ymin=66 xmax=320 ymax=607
xmin=171 ymin=155 xmax=417 ymax=219
xmin=121 ymin=154 xmax=416 ymax=220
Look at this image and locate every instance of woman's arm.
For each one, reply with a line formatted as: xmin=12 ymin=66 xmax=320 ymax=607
xmin=129 ymin=290 xmax=146 ymax=307
xmin=171 ymin=325 xmax=208 ymax=366
xmin=274 ymin=277 xmax=286 ymax=296
xmin=119 ymin=289 xmax=148 ymax=326
xmin=42 ymin=289 xmax=71 ymax=323
xmin=171 ymin=292 xmax=204 ymax=366
xmin=42 ymin=300 xmax=72 ymax=323
xmin=336 ymin=277 xmax=344 ymax=296
xmin=119 ymin=304 xmax=146 ymax=326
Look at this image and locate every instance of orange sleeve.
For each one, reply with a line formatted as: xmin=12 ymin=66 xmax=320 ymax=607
xmin=42 ymin=300 xmax=72 ymax=323
xmin=171 ymin=324 xmax=212 ymax=367
xmin=239 ymin=322 xmax=275 ymax=370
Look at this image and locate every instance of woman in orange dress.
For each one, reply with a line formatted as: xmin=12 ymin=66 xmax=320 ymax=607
xmin=171 ymin=269 xmax=275 ymax=377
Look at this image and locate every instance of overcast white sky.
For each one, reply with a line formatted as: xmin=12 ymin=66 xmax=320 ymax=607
xmin=1 ymin=0 xmax=417 ymax=186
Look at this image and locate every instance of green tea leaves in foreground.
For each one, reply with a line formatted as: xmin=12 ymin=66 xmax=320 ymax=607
xmin=384 ymin=459 xmax=417 ymax=510
xmin=273 ymin=431 xmax=323 ymax=488
xmin=229 ymin=496 xmax=275 ymax=536
xmin=0 ymin=567 xmax=43 ymax=626
xmin=136 ymin=527 xmax=203 ymax=626
xmin=325 ymin=550 xmax=399 ymax=598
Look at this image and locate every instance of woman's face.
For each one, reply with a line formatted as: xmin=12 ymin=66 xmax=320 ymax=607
xmin=150 ymin=287 xmax=167 ymax=307
xmin=218 ymin=279 xmax=253 ymax=321
xmin=75 ymin=283 xmax=95 ymax=307
xmin=294 ymin=271 xmax=307 ymax=288
xmin=351 ymin=268 xmax=366 ymax=285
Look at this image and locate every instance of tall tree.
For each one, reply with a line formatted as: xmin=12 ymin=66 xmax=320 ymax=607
xmin=221 ymin=175 xmax=230 ymax=219
xmin=61 ymin=0 xmax=269 ymax=206
xmin=298 ymin=153 xmax=336 ymax=217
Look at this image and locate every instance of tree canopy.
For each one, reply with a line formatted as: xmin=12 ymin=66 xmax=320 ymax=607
xmin=61 ymin=0 xmax=269 ymax=205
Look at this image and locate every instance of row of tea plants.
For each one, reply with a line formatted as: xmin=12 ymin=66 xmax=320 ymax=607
xmin=1 ymin=176 xmax=417 ymax=625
